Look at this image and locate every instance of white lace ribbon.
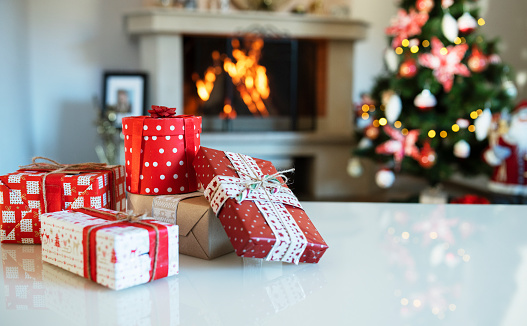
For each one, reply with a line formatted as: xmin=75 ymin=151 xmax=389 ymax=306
xmin=204 ymin=152 xmax=307 ymax=264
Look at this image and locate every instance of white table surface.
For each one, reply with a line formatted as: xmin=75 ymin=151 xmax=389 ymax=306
xmin=1 ymin=202 xmax=527 ymax=326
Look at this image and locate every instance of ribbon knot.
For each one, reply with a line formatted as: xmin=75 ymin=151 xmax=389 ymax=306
xmin=229 ymin=166 xmax=294 ymax=203
xmin=148 ymin=105 xmax=177 ymax=118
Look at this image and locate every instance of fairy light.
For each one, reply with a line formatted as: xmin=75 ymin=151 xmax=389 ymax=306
xmin=402 ymin=39 xmax=410 ymax=47
xmin=413 ymin=299 xmax=422 ymax=308
xmin=362 ymin=112 xmax=370 ymax=120
xmin=402 ymin=128 xmax=409 ymax=135
xmin=428 ymin=130 xmax=436 ymax=138
xmin=454 ymin=37 xmax=462 ymax=45
xmin=470 ymin=111 xmax=478 ymax=119
xmin=401 ymin=298 xmax=409 ymax=306
xmin=478 ymin=18 xmax=485 ymax=26
xmin=460 ymin=37 xmax=467 ymax=43
xmin=369 ymin=105 xmax=376 ymax=112
xmin=379 ymin=117 xmax=388 ymax=126
xmin=449 ymin=304 xmax=457 ymax=311
xmin=402 ymin=231 xmax=410 ymax=239
xmin=468 ymin=125 xmax=476 ymax=132
xmin=395 ymin=47 xmax=403 ymax=55
xmin=422 ymin=40 xmax=430 ymax=47
xmin=476 ymin=109 xmax=483 ymax=115
xmin=440 ymin=131 xmax=448 ymax=138
xmin=430 ymin=231 xmax=438 ymax=239
xmin=410 ymin=45 xmax=419 ymax=53
xmin=440 ymin=47 xmax=448 ymax=55
xmin=394 ymin=121 xmax=402 ymax=128
xmin=362 ymin=104 xmax=369 ymax=112
xmin=452 ymin=124 xmax=460 ymax=132
xmin=373 ymin=119 xmax=380 ymax=127
xmin=380 ymin=105 xmax=385 ymax=111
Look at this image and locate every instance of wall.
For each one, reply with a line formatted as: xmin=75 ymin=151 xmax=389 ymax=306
xmin=1 ymin=0 xmax=526 ymax=180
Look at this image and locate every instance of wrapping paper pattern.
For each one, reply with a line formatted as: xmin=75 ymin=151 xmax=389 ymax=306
xmin=41 ymin=209 xmax=179 ymax=290
xmin=127 ymin=193 xmax=234 ymax=260
xmin=122 ymin=115 xmax=202 ymax=195
xmin=44 ymin=263 xmax=179 ymax=326
xmin=193 ymin=147 xmax=328 ymax=263
xmin=1 ymin=244 xmax=46 ymax=310
xmin=0 ymin=166 xmax=126 ymax=244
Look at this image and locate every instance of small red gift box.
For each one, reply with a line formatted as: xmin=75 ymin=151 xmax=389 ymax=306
xmin=122 ymin=106 xmax=202 ymax=196
xmin=193 ymin=147 xmax=328 ymax=264
xmin=0 ymin=159 xmax=126 ymax=244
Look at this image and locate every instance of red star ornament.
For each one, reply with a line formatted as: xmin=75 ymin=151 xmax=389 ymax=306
xmin=386 ymin=9 xmax=429 ymax=48
xmin=375 ymin=125 xmax=421 ymax=171
xmin=418 ymin=37 xmax=471 ymax=92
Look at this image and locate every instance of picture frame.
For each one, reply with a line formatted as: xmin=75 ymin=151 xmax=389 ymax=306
xmin=102 ymin=71 xmax=148 ymax=128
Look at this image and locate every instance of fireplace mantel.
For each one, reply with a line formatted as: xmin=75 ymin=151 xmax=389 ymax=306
xmin=124 ymin=9 xmax=370 ymax=199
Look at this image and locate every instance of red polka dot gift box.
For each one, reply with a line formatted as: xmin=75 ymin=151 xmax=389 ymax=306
xmin=0 ymin=159 xmax=126 ymax=244
xmin=122 ymin=106 xmax=202 ymax=196
xmin=193 ymin=147 xmax=328 ymax=264
xmin=41 ymin=207 xmax=179 ymax=290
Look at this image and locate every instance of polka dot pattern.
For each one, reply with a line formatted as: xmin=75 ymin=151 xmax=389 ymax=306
xmin=122 ymin=115 xmax=202 ymax=195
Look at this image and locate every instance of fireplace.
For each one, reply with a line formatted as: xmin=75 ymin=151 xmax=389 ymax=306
xmin=125 ymin=9 xmax=369 ymax=199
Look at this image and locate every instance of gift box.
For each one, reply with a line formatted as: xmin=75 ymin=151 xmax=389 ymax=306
xmin=1 ymin=244 xmax=46 ymax=310
xmin=0 ymin=160 xmax=126 ymax=244
xmin=193 ymin=147 xmax=328 ymax=264
xmin=41 ymin=207 xmax=179 ymax=290
xmin=43 ymin=263 xmax=180 ymax=325
xmin=122 ymin=106 xmax=202 ymax=196
xmin=127 ymin=192 xmax=234 ymax=260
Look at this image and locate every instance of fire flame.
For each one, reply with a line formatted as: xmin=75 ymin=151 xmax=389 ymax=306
xmin=195 ymin=37 xmax=270 ymax=117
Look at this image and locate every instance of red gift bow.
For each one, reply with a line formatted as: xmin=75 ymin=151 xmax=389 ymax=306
xmin=148 ymin=105 xmax=177 ymax=118
xmin=450 ymin=194 xmax=490 ymax=204
xmin=74 ymin=207 xmax=170 ymax=285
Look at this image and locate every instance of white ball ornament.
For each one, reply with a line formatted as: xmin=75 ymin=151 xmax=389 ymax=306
xmin=474 ymin=108 xmax=492 ymax=141
xmin=375 ymin=169 xmax=395 ymax=188
xmin=453 ymin=139 xmax=471 ymax=158
xmin=414 ymin=89 xmax=437 ymax=110
xmin=442 ymin=11 xmax=459 ymax=42
xmin=385 ymin=93 xmax=402 ymax=124
xmin=347 ymin=157 xmax=363 ymax=177
xmin=384 ymin=48 xmax=399 ymax=73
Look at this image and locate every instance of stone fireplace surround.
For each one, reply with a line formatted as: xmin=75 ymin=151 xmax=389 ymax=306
xmin=125 ymin=8 xmax=368 ymax=199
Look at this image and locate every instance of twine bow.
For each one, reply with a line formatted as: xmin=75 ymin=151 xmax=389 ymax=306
xmin=148 ymin=105 xmax=177 ymax=118
xmin=228 ymin=166 xmax=294 ymax=203
xmin=19 ymin=157 xmax=111 ymax=213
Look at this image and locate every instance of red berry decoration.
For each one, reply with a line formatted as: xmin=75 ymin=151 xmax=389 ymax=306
xmin=419 ymin=141 xmax=437 ymax=168
xmin=148 ymin=105 xmax=177 ymax=118
xmin=399 ymin=58 xmax=418 ymax=78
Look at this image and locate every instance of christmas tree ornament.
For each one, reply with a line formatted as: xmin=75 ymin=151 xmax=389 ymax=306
xmin=441 ymin=0 xmax=453 ymax=9
xmin=384 ymin=48 xmax=399 ymax=72
xmin=419 ymin=37 xmax=470 ymax=92
xmin=457 ymin=12 xmax=477 ymax=34
xmin=384 ymin=92 xmax=403 ymax=124
xmin=474 ymin=108 xmax=492 ymax=140
xmin=399 ymin=58 xmax=418 ymax=78
xmin=416 ymin=0 xmax=434 ymax=13
xmin=386 ymin=9 xmax=429 ymax=48
xmin=453 ymin=139 xmax=471 ymax=158
xmin=488 ymin=54 xmax=502 ymax=64
xmin=414 ymin=89 xmax=437 ymax=109
xmin=357 ymin=137 xmax=373 ymax=149
xmin=375 ymin=168 xmax=395 ymax=188
xmin=502 ymin=80 xmax=518 ymax=99
xmin=419 ymin=141 xmax=437 ymax=168
xmin=442 ymin=11 xmax=459 ymax=43
xmin=365 ymin=125 xmax=380 ymax=139
xmin=347 ymin=157 xmax=363 ymax=177
xmin=376 ymin=125 xmax=420 ymax=170
xmin=456 ymin=118 xmax=470 ymax=128
xmin=468 ymin=46 xmax=488 ymax=73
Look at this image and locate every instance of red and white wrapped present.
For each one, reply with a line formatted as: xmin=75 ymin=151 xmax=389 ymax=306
xmin=0 ymin=159 xmax=126 ymax=244
xmin=122 ymin=106 xmax=202 ymax=196
xmin=193 ymin=147 xmax=328 ymax=264
xmin=41 ymin=207 xmax=179 ymax=290
xmin=1 ymin=244 xmax=46 ymax=310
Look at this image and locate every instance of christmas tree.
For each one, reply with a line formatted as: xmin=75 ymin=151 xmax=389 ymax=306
xmin=352 ymin=0 xmax=517 ymax=188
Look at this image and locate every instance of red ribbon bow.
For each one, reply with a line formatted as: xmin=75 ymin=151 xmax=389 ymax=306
xmin=148 ymin=105 xmax=177 ymax=118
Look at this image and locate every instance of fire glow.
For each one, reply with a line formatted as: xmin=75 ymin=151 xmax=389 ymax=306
xmin=194 ymin=37 xmax=271 ymax=118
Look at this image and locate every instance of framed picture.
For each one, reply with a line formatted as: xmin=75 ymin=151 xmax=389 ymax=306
xmin=103 ymin=71 xmax=148 ymax=128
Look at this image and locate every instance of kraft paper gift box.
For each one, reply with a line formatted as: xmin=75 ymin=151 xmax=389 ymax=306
xmin=43 ymin=263 xmax=180 ymax=326
xmin=1 ymin=244 xmax=46 ymax=310
xmin=193 ymin=147 xmax=328 ymax=264
xmin=0 ymin=160 xmax=126 ymax=244
xmin=41 ymin=207 xmax=179 ymax=290
xmin=127 ymin=192 xmax=234 ymax=260
xmin=122 ymin=106 xmax=202 ymax=196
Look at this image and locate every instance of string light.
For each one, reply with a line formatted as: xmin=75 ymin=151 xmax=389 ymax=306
xmin=460 ymin=37 xmax=466 ymax=43
xmin=410 ymin=46 xmax=419 ymax=53
xmin=470 ymin=111 xmax=478 ymax=119
xmin=362 ymin=104 xmax=369 ymax=112
xmin=454 ymin=37 xmax=462 ymax=45
xmin=394 ymin=121 xmax=402 ymax=128
xmin=468 ymin=125 xmax=476 ymax=132
xmin=428 ymin=130 xmax=436 ymax=138
xmin=369 ymin=105 xmax=376 ymax=112
xmin=422 ymin=40 xmax=430 ymax=47
xmin=362 ymin=112 xmax=370 ymax=120
xmin=379 ymin=117 xmax=388 ymax=126
xmin=373 ymin=119 xmax=380 ymax=127
xmin=478 ymin=18 xmax=485 ymax=26
xmin=401 ymin=298 xmax=409 ymax=306
xmin=402 ymin=128 xmax=409 ymax=135
xmin=476 ymin=109 xmax=483 ymax=115
xmin=440 ymin=131 xmax=447 ymax=138
xmin=440 ymin=47 xmax=448 ymax=55
xmin=395 ymin=47 xmax=403 ymax=55
xmin=402 ymin=39 xmax=410 ymax=47
xmin=452 ymin=124 xmax=460 ymax=132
